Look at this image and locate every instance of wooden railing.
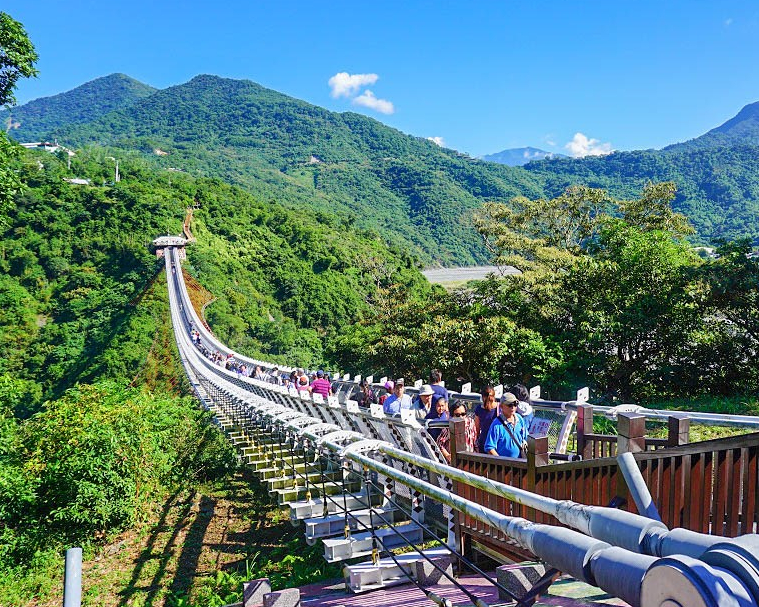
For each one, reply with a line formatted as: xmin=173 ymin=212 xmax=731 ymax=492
xmin=575 ymin=404 xmax=690 ymax=459
xmin=450 ymin=412 xmax=759 ymax=562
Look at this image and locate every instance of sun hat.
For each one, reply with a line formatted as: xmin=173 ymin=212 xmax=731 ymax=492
xmin=418 ymin=384 xmax=435 ymax=396
xmin=501 ymin=392 xmax=518 ymax=405
xmin=384 ymin=380 xmax=394 ymax=390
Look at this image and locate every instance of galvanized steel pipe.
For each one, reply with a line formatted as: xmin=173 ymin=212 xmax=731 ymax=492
xmin=617 ymin=452 xmax=661 ymax=522
xmin=63 ymin=547 xmax=82 ymax=607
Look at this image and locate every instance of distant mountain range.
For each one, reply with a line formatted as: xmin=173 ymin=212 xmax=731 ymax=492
xmin=4 ymin=74 xmax=759 ymax=261
xmin=481 ymin=147 xmax=566 ymax=166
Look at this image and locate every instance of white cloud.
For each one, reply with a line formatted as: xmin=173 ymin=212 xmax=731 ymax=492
xmin=427 ymin=136 xmax=445 ymax=147
xmin=352 ymin=90 xmax=395 ymax=114
xmin=328 ymin=72 xmax=379 ymax=98
xmin=564 ymin=132 xmax=613 ymax=158
xmin=725 ymin=17 xmax=733 ymax=27
xmin=544 ymin=135 xmax=557 ymax=147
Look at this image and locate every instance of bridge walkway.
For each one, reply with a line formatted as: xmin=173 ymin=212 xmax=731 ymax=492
xmin=162 ymin=245 xmax=759 ymax=607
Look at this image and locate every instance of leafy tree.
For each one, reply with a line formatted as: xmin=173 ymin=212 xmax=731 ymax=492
xmin=0 ymin=12 xmax=38 ymax=224
xmin=559 ymin=222 xmax=704 ymax=400
xmin=0 ymin=12 xmax=38 ymax=108
xmin=704 ymin=239 xmax=759 ymax=347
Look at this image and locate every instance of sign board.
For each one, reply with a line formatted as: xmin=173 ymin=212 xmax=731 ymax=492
xmin=346 ymin=400 xmax=359 ymax=413
xmin=327 ymin=396 xmax=341 ymax=409
xmin=576 ymin=387 xmax=589 ymax=404
xmin=400 ymin=409 xmax=418 ymax=425
xmin=312 ymin=393 xmax=324 ymax=405
xmin=461 ymin=382 xmax=472 ymax=394
xmin=353 ymin=375 xmax=361 ymax=384
xmin=366 ymin=375 xmax=373 ymax=384
xmin=370 ymin=404 xmax=385 ymax=419
xmin=494 ymin=384 xmax=504 ymax=400
xmin=529 ymin=417 xmax=551 ymax=438
xmin=529 ymin=385 xmax=541 ymax=400
xmin=414 ymin=379 xmax=423 ymax=389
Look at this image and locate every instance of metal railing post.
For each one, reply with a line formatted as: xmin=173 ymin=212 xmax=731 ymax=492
xmin=63 ymin=547 xmax=82 ymax=607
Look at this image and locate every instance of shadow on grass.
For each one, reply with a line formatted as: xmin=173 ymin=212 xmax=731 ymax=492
xmin=117 ymin=489 xmax=198 ymax=607
xmin=169 ymin=494 xmax=216 ymax=597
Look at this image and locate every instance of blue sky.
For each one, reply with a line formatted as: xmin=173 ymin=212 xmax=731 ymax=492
xmin=4 ymin=1 xmax=759 ymax=157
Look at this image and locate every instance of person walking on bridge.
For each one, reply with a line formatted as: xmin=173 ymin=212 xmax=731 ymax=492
xmin=484 ymin=392 xmax=528 ymax=459
xmin=310 ymin=370 xmax=332 ymax=399
xmin=383 ymin=379 xmax=412 ymax=415
xmin=474 ymin=385 xmax=499 ymax=453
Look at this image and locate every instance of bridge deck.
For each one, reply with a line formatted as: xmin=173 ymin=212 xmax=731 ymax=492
xmin=296 ymin=574 xmax=629 ymax=607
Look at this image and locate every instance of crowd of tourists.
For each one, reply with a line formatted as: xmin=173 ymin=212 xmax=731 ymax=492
xmin=190 ymin=328 xmax=531 ymax=462
xmin=365 ymin=369 xmax=532 ymax=463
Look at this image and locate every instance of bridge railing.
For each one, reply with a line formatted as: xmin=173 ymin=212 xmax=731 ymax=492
xmin=449 ymin=415 xmax=759 ymax=561
xmin=575 ymin=403 xmax=692 ymax=459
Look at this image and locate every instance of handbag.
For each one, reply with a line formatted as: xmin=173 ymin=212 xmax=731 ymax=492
xmin=499 ymin=414 xmax=527 ymax=458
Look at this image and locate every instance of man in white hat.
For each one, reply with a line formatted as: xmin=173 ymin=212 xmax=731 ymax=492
xmin=412 ymin=384 xmax=435 ymax=420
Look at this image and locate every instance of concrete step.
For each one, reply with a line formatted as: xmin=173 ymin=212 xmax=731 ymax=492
xmin=344 ymin=547 xmax=450 ymax=593
xmin=247 ymin=455 xmax=307 ymax=471
xmin=258 ymin=462 xmax=313 ymax=480
xmin=303 ymin=507 xmax=399 ymax=545
xmin=289 ymin=492 xmax=382 ymax=523
xmin=267 ymin=471 xmax=341 ymax=491
xmin=322 ymin=521 xmax=424 ymax=563
xmin=272 ymin=481 xmax=362 ymax=506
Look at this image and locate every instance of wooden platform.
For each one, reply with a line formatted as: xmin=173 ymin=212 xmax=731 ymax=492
xmin=295 ymin=574 xmax=629 ymax=607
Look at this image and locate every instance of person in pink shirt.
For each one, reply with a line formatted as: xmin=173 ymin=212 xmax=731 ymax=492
xmin=310 ymin=370 xmax=332 ymax=398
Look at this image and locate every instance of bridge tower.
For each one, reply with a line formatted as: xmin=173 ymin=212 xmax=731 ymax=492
xmin=151 ymin=235 xmax=188 ymax=260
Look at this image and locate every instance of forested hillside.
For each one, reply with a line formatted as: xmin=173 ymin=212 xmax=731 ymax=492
xmin=1 ymin=73 xmax=155 ymax=142
xmin=664 ymin=100 xmax=759 ymax=152
xmin=9 ymin=73 xmax=759 ymax=259
xmin=7 ymin=74 xmax=546 ymax=265
xmin=0 ymin=145 xmax=429 ymax=407
xmin=524 ymin=145 xmax=759 ymax=244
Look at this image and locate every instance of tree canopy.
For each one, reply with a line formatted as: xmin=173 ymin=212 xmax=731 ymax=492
xmin=0 ymin=12 xmax=37 ymax=108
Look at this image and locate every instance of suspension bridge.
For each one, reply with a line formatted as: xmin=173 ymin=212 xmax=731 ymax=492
xmin=160 ymin=243 xmax=759 ymax=607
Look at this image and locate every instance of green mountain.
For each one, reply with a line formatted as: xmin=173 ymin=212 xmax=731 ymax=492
xmin=2 ymin=73 xmax=156 ymax=142
xmin=21 ymin=74 xmax=544 ymax=265
xmin=8 ymin=73 xmax=759 ymax=255
xmin=664 ymin=100 xmax=759 ymax=152
xmin=523 ymin=144 xmax=759 ymax=245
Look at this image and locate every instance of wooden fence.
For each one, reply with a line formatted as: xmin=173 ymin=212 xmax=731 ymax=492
xmin=450 ymin=408 xmax=759 ymax=562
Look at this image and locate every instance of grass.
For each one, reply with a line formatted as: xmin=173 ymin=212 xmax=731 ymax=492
xmin=0 ymin=470 xmax=342 ymax=607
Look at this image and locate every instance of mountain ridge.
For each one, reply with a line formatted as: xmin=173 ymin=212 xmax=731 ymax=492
xmin=8 ymin=73 xmax=759 ymax=252
xmin=2 ymin=73 xmax=156 ymax=142
xmin=38 ymin=73 xmax=544 ymax=265
xmin=663 ymin=100 xmax=759 ymax=153
xmin=481 ymin=146 xmax=566 ymax=166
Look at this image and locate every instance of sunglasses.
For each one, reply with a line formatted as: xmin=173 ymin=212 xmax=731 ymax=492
xmin=503 ymin=403 xmax=518 ymax=408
